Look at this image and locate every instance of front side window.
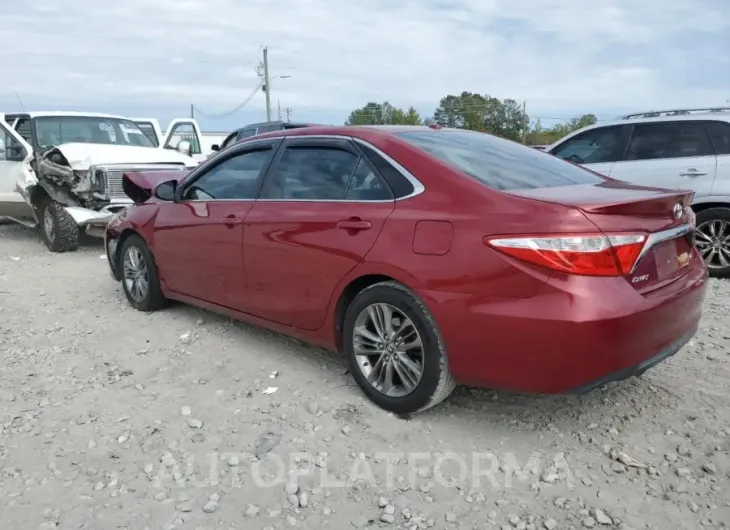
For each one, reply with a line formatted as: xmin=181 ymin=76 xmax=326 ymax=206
xmin=551 ymin=126 xmax=624 ymax=164
xmin=263 ymin=147 xmax=359 ymax=200
xmin=707 ymin=121 xmax=730 ymax=155
xmin=221 ymin=131 xmax=240 ymax=149
xmin=134 ymin=121 xmax=160 ymax=147
xmin=625 ymin=122 xmax=713 ymax=161
xmin=397 ymin=130 xmax=605 ymax=191
xmin=163 ymin=123 xmax=201 ymax=154
xmin=183 ymin=148 xmax=272 ymax=201
xmin=32 ymin=116 xmax=155 ymax=149
xmin=238 ymin=128 xmax=258 ymax=139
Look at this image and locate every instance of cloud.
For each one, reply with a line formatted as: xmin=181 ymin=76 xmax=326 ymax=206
xmin=0 ymin=0 xmax=728 ymax=128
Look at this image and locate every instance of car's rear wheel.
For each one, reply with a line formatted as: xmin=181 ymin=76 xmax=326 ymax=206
xmin=694 ymin=207 xmax=730 ymax=278
xmin=38 ymin=197 xmax=79 ymax=253
xmin=342 ymin=281 xmax=456 ymax=414
xmin=119 ymin=234 xmax=166 ymax=312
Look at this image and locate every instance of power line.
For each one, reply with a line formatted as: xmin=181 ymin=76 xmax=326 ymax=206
xmin=192 ymin=79 xmax=264 ymax=119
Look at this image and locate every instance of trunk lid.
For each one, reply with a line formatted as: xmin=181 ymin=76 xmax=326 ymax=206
xmin=507 ymin=180 xmax=696 ymax=292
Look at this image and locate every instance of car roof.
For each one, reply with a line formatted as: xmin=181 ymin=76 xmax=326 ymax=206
xmin=8 ymin=111 xmax=127 ymax=119
xmin=248 ymin=124 xmax=452 ymax=141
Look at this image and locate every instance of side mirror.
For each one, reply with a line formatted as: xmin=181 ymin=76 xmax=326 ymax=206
xmin=211 ymin=144 xmax=220 ymax=152
xmin=153 ymin=180 xmax=177 ymax=201
xmin=176 ymin=140 xmax=192 ymax=157
xmin=4 ymin=144 xmax=27 ymax=162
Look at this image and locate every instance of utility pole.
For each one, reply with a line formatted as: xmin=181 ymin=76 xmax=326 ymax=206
xmin=522 ymin=100 xmax=527 ymax=144
xmin=277 ymin=99 xmax=282 ymax=121
xmin=285 ymin=107 xmax=292 ymax=122
xmin=190 ymin=103 xmax=194 ymax=119
xmin=263 ymin=46 xmax=272 ymax=122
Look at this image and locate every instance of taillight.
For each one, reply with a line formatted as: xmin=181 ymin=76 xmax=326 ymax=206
xmin=485 ymin=234 xmax=647 ymax=276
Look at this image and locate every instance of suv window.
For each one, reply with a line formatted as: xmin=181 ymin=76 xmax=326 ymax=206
xmin=263 ymin=147 xmax=359 ymax=200
xmin=625 ymin=122 xmax=713 ymax=161
xmin=397 ymin=130 xmax=604 ymax=191
xmin=551 ymin=126 xmax=624 ymax=164
xmin=183 ymin=148 xmax=272 ymax=200
xmin=239 ymin=128 xmax=258 ymax=139
xmin=707 ymin=121 xmax=730 ymax=156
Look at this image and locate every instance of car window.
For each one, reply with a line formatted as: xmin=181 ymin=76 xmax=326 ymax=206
xmin=164 ymin=123 xmax=201 ymax=154
xmin=551 ymin=126 xmax=624 ymax=164
xmin=345 ymin=158 xmax=393 ymax=200
xmin=14 ymin=119 xmax=32 ymax=143
xmin=396 ymin=130 xmax=604 ymax=191
xmin=134 ymin=122 xmax=160 ymax=147
xmin=264 ymin=147 xmax=359 ymax=200
xmin=707 ymin=121 xmax=730 ymax=156
xmin=221 ymin=131 xmax=239 ymax=149
xmin=183 ymin=149 xmax=272 ymax=201
xmin=238 ymin=128 xmax=258 ymax=139
xmin=625 ymin=122 xmax=713 ymax=161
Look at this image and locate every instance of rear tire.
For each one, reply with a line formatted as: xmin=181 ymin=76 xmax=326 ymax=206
xmin=37 ymin=197 xmax=79 ymax=253
xmin=342 ymin=281 xmax=456 ymax=414
xmin=694 ymin=207 xmax=730 ymax=278
xmin=119 ymin=234 xmax=166 ymax=312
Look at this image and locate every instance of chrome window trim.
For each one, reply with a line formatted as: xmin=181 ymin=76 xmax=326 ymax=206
xmin=630 ymin=223 xmax=693 ymax=273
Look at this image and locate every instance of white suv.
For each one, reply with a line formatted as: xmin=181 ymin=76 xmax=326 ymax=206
xmin=547 ymin=107 xmax=730 ymax=277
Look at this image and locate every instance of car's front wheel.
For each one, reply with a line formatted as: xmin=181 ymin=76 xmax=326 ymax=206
xmin=38 ymin=197 xmax=79 ymax=252
xmin=119 ymin=234 xmax=166 ymax=312
xmin=342 ymin=281 xmax=456 ymax=414
xmin=694 ymin=207 xmax=730 ymax=278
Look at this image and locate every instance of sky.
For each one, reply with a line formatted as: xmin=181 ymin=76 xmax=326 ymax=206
xmin=1 ymin=0 xmax=728 ymax=133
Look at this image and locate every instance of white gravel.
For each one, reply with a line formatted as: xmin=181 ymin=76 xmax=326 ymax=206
xmin=1 ymin=223 xmax=729 ymax=530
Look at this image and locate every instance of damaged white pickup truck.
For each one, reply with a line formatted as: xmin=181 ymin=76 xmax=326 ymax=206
xmin=0 ymin=111 xmax=199 ymax=252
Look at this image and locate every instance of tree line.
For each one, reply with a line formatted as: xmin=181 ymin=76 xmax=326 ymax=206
xmin=344 ymin=91 xmax=599 ymax=145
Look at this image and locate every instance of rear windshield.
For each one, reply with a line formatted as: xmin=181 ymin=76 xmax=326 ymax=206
xmin=396 ymin=130 xmax=605 ymax=191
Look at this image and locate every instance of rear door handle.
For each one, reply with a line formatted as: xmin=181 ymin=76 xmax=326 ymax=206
xmin=679 ymin=168 xmax=707 ymax=177
xmin=337 ymin=218 xmax=372 ymax=231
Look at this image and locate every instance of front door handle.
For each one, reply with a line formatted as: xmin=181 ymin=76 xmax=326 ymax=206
xmin=679 ymin=168 xmax=707 ymax=177
xmin=222 ymin=215 xmax=243 ymax=227
xmin=337 ymin=218 xmax=372 ymax=231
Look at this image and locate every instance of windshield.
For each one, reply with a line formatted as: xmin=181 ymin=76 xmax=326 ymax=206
xmin=33 ymin=116 xmax=156 ymax=149
xmin=396 ymin=129 xmax=605 ymax=191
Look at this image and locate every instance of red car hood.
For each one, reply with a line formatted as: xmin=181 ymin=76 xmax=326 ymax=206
xmin=122 ymin=169 xmax=189 ymax=204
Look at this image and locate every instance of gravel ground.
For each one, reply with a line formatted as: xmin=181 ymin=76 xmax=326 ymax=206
xmin=1 ymin=223 xmax=729 ymax=530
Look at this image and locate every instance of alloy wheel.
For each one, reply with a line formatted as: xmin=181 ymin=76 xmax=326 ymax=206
xmin=123 ymin=246 xmax=149 ymax=303
xmin=352 ymin=303 xmax=425 ymax=398
xmin=695 ymin=219 xmax=730 ymax=269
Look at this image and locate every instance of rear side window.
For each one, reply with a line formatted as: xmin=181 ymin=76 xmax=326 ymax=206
xmin=625 ymin=122 xmax=713 ymax=161
xmin=396 ymin=130 xmax=604 ymax=191
xmin=551 ymin=126 xmax=625 ymax=164
xmin=707 ymin=121 xmax=730 ymax=155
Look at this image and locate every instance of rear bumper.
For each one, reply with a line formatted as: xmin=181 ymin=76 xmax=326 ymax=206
xmin=418 ymin=259 xmax=708 ymax=394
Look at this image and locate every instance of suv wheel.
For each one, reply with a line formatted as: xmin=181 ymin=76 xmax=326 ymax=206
xmin=694 ymin=207 xmax=730 ymax=278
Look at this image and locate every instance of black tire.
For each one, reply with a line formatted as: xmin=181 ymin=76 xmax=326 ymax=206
xmin=342 ymin=281 xmax=456 ymax=414
xmin=37 ymin=197 xmax=79 ymax=252
xmin=694 ymin=207 xmax=730 ymax=278
xmin=118 ymin=234 xmax=166 ymax=312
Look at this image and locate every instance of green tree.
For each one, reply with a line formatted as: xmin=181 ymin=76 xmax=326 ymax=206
xmin=431 ymin=92 xmax=529 ymax=142
xmin=526 ymin=113 xmax=598 ymax=145
xmin=345 ymin=102 xmax=423 ymax=125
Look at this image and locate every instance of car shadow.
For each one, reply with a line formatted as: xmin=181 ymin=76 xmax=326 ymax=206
xmin=0 ymin=223 xmax=104 ymax=250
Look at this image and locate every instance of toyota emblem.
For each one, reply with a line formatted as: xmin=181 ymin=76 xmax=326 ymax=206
xmin=673 ymin=203 xmax=683 ymax=220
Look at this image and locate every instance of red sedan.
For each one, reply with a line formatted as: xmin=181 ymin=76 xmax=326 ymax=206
xmin=105 ymin=125 xmax=707 ymax=414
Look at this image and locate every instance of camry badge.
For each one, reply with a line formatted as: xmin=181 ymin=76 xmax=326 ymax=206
xmin=673 ymin=203 xmax=683 ymax=219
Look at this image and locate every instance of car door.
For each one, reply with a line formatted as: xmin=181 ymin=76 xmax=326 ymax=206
xmin=162 ymin=119 xmax=206 ymax=162
xmin=152 ymin=140 xmax=279 ymax=309
xmin=0 ymin=118 xmax=35 ymax=219
xmin=705 ymin=120 xmax=730 ymax=197
xmin=608 ymin=121 xmax=717 ymax=197
xmin=243 ymin=137 xmax=396 ymax=330
xmin=549 ymin=125 xmax=630 ymax=176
